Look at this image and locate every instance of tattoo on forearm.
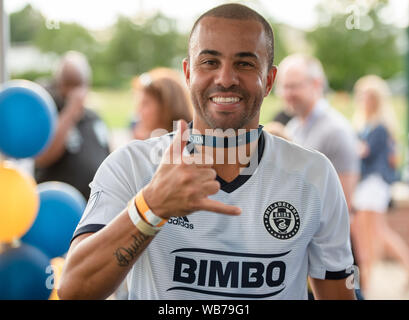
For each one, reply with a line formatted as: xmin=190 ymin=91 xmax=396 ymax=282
xmin=114 ymin=233 xmax=150 ymax=267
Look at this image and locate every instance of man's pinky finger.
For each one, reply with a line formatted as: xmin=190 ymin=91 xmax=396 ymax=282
xmin=197 ymin=199 xmax=242 ymax=216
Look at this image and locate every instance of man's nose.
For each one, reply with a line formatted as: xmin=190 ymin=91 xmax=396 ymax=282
xmin=280 ymin=83 xmax=298 ymax=97
xmin=214 ymin=63 xmax=239 ymax=88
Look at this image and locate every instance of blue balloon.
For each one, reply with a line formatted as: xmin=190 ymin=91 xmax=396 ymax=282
xmin=0 ymin=243 xmax=52 ymax=300
xmin=0 ymin=80 xmax=57 ymax=158
xmin=22 ymin=182 xmax=86 ymax=258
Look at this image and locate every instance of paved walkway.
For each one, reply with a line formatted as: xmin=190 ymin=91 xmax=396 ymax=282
xmin=366 ymin=260 xmax=409 ymax=300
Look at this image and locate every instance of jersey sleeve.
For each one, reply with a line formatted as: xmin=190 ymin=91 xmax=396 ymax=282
xmin=307 ymin=156 xmax=354 ymax=280
xmin=71 ymin=144 xmax=142 ymax=242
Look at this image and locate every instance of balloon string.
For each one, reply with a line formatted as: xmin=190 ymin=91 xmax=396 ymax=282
xmin=11 ymin=238 xmax=21 ymax=248
xmin=0 ymin=239 xmax=20 ymax=254
xmin=0 ymin=242 xmax=11 ymax=254
xmin=0 ymin=152 xmax=5 ymax=165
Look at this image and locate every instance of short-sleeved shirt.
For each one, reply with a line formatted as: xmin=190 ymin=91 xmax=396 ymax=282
xmin=286 ymin=99 xmax=360 ymax=175
xmin=72 ymin=130 xmax=353 ymax=300
xmin=359 ymin=124 xmax=398 ymax=184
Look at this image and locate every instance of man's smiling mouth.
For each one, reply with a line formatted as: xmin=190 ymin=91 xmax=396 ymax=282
xmin=210 ymin=96 xmax=241 ymax=104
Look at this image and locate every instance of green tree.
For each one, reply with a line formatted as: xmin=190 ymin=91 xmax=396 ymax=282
xmin=33 ymin=22 xmax=97 ymax=57
xmin=307 ymin=1 xmax=404 ymax=90
xmin=9 ymin=4 xmax=44 ymax=43
xmin=97 ymin=13 xmax=188 ymax=87
xmin=270 ymin=22 xmax=291 ymax=66
xmin=9 ymin=4 xmax=99 ymax=83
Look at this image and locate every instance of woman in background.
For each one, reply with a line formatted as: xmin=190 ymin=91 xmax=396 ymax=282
xmin=115 ymin=68 xmax=193 ymax=299
xmin=352 ymin=75 xmax=409 ymax=294
xmin=131 ymin=68 xmax=192 ymax=140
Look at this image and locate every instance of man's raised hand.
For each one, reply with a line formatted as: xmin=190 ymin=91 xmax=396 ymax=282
xmin=142 ymin=120 xmax=242 ymax=219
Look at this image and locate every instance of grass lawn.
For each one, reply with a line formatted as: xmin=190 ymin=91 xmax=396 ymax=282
xmin=88 ymin=87 xmax=408 ymax=165
xmin=88 ymin=87 xmax=135 ymax=129
xmin=89 ymin=87 xmax=407 ymax=130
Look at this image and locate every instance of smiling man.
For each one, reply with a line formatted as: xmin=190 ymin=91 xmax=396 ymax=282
xmin=59 ymin=3 xmax=356 ymax=300
xmin=186 ymin=13 xmax=273 ymax=131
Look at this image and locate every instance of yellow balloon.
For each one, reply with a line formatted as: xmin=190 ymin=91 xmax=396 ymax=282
xmin=49 ymin=257 xmax=65 ymax=300
xmin=0 ymin=163 xmax=39 ymax=243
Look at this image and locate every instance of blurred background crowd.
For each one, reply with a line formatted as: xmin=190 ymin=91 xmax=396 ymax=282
xmin=1 ymin=0 xmax=409 ymax=300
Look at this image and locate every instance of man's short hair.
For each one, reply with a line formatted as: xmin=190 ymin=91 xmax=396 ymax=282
xmin=278 ymin=53 xmax=328 ymax=93
xmin=55 ymin=51 xmax=92 ymax=86
xmin=188 ymin=3 xmax=275 ymax=70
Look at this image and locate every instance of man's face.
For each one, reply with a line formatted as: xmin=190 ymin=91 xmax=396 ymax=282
xmin=183 ymin=17 xmax=276 ymax=131
xmin=56 ymin=64 xmax=83 ymax=100
xmin=277 ymin=65 xmax=318 ymax=118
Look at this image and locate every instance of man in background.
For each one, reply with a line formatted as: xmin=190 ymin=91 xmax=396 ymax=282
xmin=276 ymin=53 xmax=362 ymax=298
xmin=277 ymin=53 xmax=359 ymax=213
xmin=35 ymin=51 xmax=110 ymax=199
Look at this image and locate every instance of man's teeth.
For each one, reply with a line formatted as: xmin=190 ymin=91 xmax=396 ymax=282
xmin=211 ymin=97 xmax=240 ymax=104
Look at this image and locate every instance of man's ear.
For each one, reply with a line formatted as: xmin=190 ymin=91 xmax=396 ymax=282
xmin=183 ymin=58 xmax=190 ymax=87
xmin=264 ymin=65 xmax=277 ymax=97
xmin=312 ymin=77 xmax=324 ymax=94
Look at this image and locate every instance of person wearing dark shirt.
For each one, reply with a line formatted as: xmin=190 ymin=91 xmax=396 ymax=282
xmin=351 ymin=75 xmax=409 ymax=295
xmin=35 ymin=51 xmax=110 ymax=199
xmin=273 ymin=108 xmax=293 ymax=126
xmin=358 ymin=124 xmax=398 ymax=184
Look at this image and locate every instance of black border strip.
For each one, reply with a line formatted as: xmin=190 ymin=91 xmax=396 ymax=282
xmin=185 ymin=122 xmax=266 ymax=193
xmin=325 ymin=270 xmax=352 ymax=280
xmin=216 ymin=131 xmax=265 ymax=193
xmin=71 ymin=224 xmax=105 ymax=244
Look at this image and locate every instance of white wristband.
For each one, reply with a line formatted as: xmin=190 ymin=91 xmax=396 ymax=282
xmin=134 ymin=190 xmax=168 ymax=228
xmin=127 ymin=197 xmax=160 ymax=236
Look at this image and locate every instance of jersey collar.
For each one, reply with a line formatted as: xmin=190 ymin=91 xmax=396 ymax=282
xmin=184 ymin=122 xmax=265 ymax=193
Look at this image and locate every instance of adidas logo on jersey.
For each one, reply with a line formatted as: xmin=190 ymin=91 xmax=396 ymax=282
xmin=168 ymin=217 xmax=194 ymax=229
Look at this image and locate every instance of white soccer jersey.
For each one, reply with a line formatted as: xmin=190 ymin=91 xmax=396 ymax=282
xmin=73 ymin=130 xmax=353 ymax=300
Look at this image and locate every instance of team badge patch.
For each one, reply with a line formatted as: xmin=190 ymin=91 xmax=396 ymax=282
xmin=263 ymin=202 xmax=300 ymax=239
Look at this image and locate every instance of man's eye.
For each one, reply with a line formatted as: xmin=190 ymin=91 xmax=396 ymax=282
xmin=203 ymin=60 xmax=217 ymax=66
xmin=237 ymin=61 xmax=254 ymax=68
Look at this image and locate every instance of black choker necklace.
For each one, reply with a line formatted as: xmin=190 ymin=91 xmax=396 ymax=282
xmin=187 ymin=125 xmax=263 ymax=148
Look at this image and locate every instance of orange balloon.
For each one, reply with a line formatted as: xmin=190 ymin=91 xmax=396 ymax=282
xmin=49 ymin=257 xmax=65 ymax=300
xmin=0 ymin=163 xmax=39 ymax=243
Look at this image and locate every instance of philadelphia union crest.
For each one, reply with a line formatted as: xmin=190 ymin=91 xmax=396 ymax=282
xmin=263 ymin=202 xmax=300 ymax=239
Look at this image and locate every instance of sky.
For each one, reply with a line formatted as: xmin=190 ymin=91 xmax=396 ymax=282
xmin=5 ymin=0 xmax=408 ymax=31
